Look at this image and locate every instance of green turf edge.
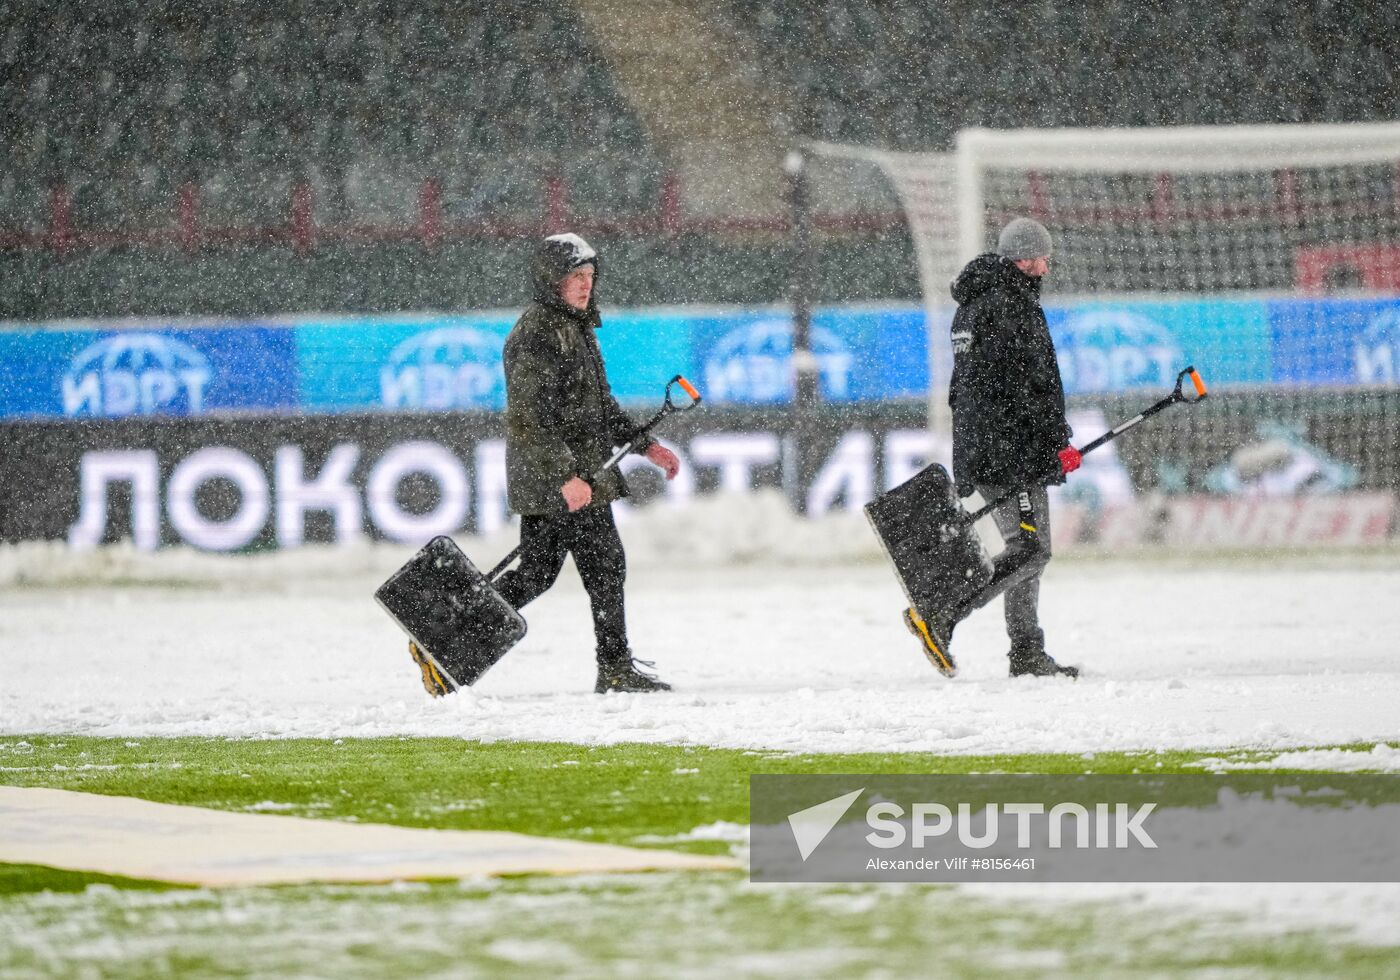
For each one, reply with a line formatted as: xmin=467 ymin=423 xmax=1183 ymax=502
xmin=0 ymin=863 xmax=187 ymax=896
xmin=1 ymin=736 xmax=1394 ymax=896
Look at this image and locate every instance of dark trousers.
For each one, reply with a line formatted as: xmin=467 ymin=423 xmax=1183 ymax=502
xmin=493 ymin=505 xmax=630 ymax=665
xmin=967 ymin=484 xmax=1052 ymax=651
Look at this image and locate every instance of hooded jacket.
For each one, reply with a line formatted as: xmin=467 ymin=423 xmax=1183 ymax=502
xmin=947 ymin=253 xmax=1071 ymax=493
xmin=503 ymin=234 xmax=652 ymax=515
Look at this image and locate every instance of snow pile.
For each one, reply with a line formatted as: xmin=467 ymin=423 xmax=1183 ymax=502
xmin=615 ymin=491 xmax=883 ymax=568
xmin=675 ymin=821 xmax=749 ymax=843
xmin=633 ymin=821 xmax=750 ymax=851
xmin=1194 ymin=744 xmax=1400 ymax=773
xmin=961 ymin=882 xmax=1400 ymax=947
xmin=0 ymin=536 xmax=407 ymax=590
xmin=0 ymin=491 xmax=883 ymax=590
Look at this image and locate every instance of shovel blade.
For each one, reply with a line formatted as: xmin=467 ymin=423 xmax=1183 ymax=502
xmin=864 ymin=463 xmax=993 ymax=622
xmin=375 ymin=536 xmax=527 ymax=689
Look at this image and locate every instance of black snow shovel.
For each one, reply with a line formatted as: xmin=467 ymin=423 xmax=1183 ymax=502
xmin=375 ymin=375 xmax=703 ymax=693
xmin=865 ymin=366 xmax=1209 ymax=676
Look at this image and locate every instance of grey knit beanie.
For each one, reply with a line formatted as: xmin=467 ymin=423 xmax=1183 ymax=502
xmin=996 ymin=218 xmax=1052 ymax=260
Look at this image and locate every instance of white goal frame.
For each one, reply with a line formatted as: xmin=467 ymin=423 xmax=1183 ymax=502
xmin=955 ymin=121 xmax=1400 ymax=267
xmin=810 ymin=121 xmax=1400 ymax=438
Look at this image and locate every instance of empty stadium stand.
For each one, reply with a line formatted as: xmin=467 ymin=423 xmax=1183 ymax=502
xmin=1 ymin=0 xmax=1395 ymax=319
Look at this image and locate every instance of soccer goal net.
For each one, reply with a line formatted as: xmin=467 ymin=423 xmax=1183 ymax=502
xmin=811 ymin=122 xmax=1400 ymax=548
xmin=956 ymin=122 xmax=1400 ymax=298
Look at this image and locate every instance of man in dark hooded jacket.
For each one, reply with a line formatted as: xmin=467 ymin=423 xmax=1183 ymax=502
xmin=416 ymin=232 xmax=680 ymax=695
xmin=909 ymin=218 xmax=1082 ymax=678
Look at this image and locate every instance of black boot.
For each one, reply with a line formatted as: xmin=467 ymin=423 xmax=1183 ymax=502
xmin=595 ymin=657 xmax=672 ymax=693
xmin=1008 ymin=641 xmax=1079 ymax=679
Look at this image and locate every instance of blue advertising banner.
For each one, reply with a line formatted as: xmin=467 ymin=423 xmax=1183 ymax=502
xmin=595 ymin=309 xmax=695 ymax=403
xmin=821 ymin=305 xmax=929 ymax=401
xmin=687 ymin=304 xmax=927 ymax=405
xmin=0 ymin=325 xmax=298 ymax=420
xmin=1268 ymin=298 xmax=1400 ymax=386
xmin=1046 ymin=298 xmax=1273 ymax=395
xmin=294 ymin=310 xmax=692 ymax=412
xmin=5 ymin=296 xmax=1400 ymax=422
xmin=296 ymin=313 xmax=516 ymax=414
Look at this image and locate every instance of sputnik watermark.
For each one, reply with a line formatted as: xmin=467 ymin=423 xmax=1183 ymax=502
xmin=863 ymin=800 xmax=1157 ymax=851
xmin=787 ymin=788 xmax=863 ymax=860
xmin=750 ymin=774 xmax=1400 ymax=883
xmin=790 ymin=794 xmax=1157 ymax=871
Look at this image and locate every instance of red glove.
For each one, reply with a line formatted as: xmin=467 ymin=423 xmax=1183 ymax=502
xmin=644 ymin=442 xmax=681 ymax=480
xmin=1058 ymin=446 xmax=1082 ymax=475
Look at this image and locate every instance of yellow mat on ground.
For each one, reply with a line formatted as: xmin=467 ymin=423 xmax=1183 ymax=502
xmin=0 ymin=786 xmax=736 ymax=887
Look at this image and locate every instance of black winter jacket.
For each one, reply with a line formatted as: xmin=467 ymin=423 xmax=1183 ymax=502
xmin=947 ymin=253 xmax=1071 ymax=494
xmin=503 ymin=238 xmax=651 ymax=515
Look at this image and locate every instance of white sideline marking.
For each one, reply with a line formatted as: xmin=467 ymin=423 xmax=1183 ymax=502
xmin=0 ymin=787 xmax=736 ymax=887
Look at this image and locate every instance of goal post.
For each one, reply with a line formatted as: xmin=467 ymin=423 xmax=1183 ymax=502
xmin=806 ymin=121 xmax=1400 ymax=378
xmin=811 ymin=121 xmax=1400 ymax=389
xmin=803 ymin=140 xmax=959 ymax=443
xmin=955 ymin=121 xmax=1400 ymax=300
xmin=807 ymin=122 xmax=1400 ymax=542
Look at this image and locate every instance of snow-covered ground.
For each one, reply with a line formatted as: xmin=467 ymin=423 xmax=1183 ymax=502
xmin=4 ymin=492 xmax=1400 ymax=952
xmin=4 ymin=492 xmax=1398 ymax=758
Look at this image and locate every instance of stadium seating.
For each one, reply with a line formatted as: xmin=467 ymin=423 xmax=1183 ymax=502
xmin=4 ymin=0 xmax=1396 ymax=234
xmin=0 ymin=0 xmax=660 ymax=230
xmin=1 ymin=0 xmax=1396 ymax=320
xmin=718 ymin=0 xmax=1400 ymax=148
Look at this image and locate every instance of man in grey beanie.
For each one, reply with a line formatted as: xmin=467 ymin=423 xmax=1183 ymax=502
xmin=997 ymin=217 xmax=1054 ymax=267
xmin=903 ymin=217 xmax=1082 ymax=679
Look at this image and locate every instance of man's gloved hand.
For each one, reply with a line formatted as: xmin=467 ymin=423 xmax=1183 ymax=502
xmin=643 ymin=442 xmax=681 ymax=480
xmin=1058 ymin=446 xmax=1082 ymax=475
xmin=561 ymin=476 xmax=593 ymax=512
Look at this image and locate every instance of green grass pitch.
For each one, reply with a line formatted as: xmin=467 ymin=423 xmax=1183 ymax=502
xmin=1 ymin=736 xmax=1397 ymax=977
